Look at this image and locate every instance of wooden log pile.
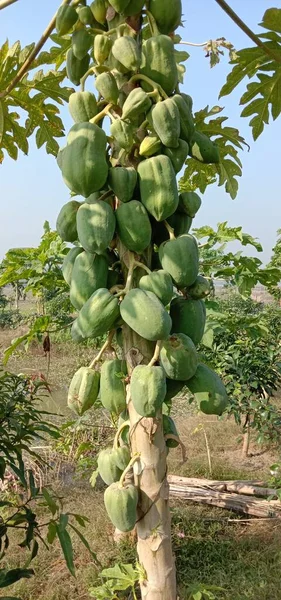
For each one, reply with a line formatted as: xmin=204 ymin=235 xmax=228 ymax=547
xmin=168 ymin=475 xmax=281 ymax=518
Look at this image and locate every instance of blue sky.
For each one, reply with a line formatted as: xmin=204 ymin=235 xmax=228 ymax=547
xmin=1 ymin=0 xmax=280 ymax=262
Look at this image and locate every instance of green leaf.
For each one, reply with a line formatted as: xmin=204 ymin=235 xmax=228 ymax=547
xmin=0 ymin=568 xmax=34 ymax=588
xmin=260 ymin=8 xmax=281 ymax=33
xmin=47 ymin=521 xmax=57 ymax=544
xmin=55 ymin=521 xmax=75 ymax=577
xmin=42 ymin=488 xmax=59 ymax=516
xmin=69 ymin=523 xmax=99 ymax=563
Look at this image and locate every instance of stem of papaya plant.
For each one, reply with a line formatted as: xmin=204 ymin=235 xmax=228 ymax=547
xmin=0 ymin=0 xmax=18 ymax=9
xmin=115 ymin=254 xmax=136 ymax=297
xmin=164 ymin=220 xmax=175 ymax=240
xmin=119 ymin=454 xmax=141 ymax=487
xmin=179 ymin=40 xmax=209 ymax=47
xmin=89 ymin=330 xmax=116 ymax=368
xmin=129 ymin=74 xmax=168 ymax=100
xmin=113 ymin=421 xmax=131 ymax=450
xmin=164 ymin=435 xmax=187 ymax=462
xmin=90 ymin=103 xmax=114 ymax=124
xmin=148 ymin=340 xmax=162 ymax=367
xmin=147 ymin=89 xmax=162 ymax=102
xmin=133 ymin=260 xmax=151 ymax=275
xmin=80 ymin=65 xmax=96 ymax=91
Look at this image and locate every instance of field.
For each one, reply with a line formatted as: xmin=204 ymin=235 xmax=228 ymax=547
xmin=1 ymin=298 xmax=281 ymax=600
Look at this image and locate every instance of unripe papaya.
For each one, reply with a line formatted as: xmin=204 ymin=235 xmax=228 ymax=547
xmin=159 ymin=234 xmax=199 ymax=288
xmin=59 ymin=122 xmax=108 ymax=197
xmin=120 ymin=289 xmax=171 ymax=341
xmin=187 ymin=364 xmax=229 ymax=415
xmin=100 ymin=359 xmax=127 ymax=414
xmin=108 ymin=166 xmax=137 ymax=203
xmin=166 ymin=212 xmax=192 ymax=237
xmin=68 ymin=91 xmax=98 ymax=123
xmin=182 ymin=93 xmax=193 ymax=111
xmin=86 ymin=189 xmax=109 ymax=204
xmin=90 ymin=0 xmax=107 ymax=24
xmin=116 ymin=201 xmax=152 ymax=253
xmin=148 ymin=98 xmax=180 ymax=149
xmin=110 ymin=119 xmax=134 ymax=150
xmin=108 ymin=0 xmax=130 ymax=12
xmin=122 ymin=0 xmax=145 ymax=15
xmin=141 ymin=35 xmax=178 ymax=96
xmin=56 ymin=200 xmax=80 ymax=243
xmin=77 ymin=5 xmax=95 ymax=25
xmin=118 ymin=409 xmax=130 ymax=444
xmin=71 ymin=319 xmax=85 ymax=343
xmin=178 ymin=192 xmax=202 ymax=218
xmin=107 ymin=268 xmax=121 ymax=289
xmin=138 ymin=155 xmax=179 ymax=221
xmin=70 ymin=251 xmax=108 ymax=310
xmin=72 ymin=29 xmax=92 ymax=60
xmin=189 ymin=131 xmax=220 ymax=164
xmin=76 ymin=288 xmax=120 ymax=339
xmin=98 ymin=448 xmax=122 ymax=485
xmin=95 ymin=71 xmax=119 ymax=105
xmin=139 ymin=135 xmax=162 ymax=157
xmin=163 ymin=139 xmax=189 ymax=174
xmin=104 ymin=482 xmax=138 ymax=531
xmin=56 ymin=5 xmax=78 ymax=35
xmin=170 ymin=297 xmax=206 ymax=345
xmin=94 ymin=34 xmax=112 ymax=65
xmin=164 ymin=379 xmax=185 ymax=403
xmin=148 ymin=0 xmax=182 ymax=34
xmin=114 ymin=445 xmax=130 ymax=470
xmin=139 ymin=270 xmax=173 ymax=306
xmin=171 ymin=94 xmax=195 ymax=143
xmin=66 ymin=48 xmax=90 ymax=86
xmin=62 ymin=246 xmax=83 ymax=286
xmin=160 ymin=333 xmax=198 ymax=381
xmin=122 ymin=88 xmax=151 ymax=121
xmin=187 ymin=275 xmax=211 ymax=300
xmin=130 ymin=365 xmax=166 ymax=417
xmin=112 ymin=36 xmax=140 ymax=71
xmin=163 ymin=415 xmax=179 ymax=448
xmin=68 ymin=366 xmax=100 ymax=415
xmin=76 ymin=201 xmax=116 ymax=255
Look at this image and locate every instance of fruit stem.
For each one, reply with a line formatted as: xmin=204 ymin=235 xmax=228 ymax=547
xmin=116 ymin=253 xmax=136 ymax=297
xmin=89 ymin=330 xmax=116 ymax=368
xmin=80 ymin=64 xmax=96 ymax=91
xmin=133 ymin=260 xmax=151 ymax=275
xmin=119 ymin=454 xmax=141 ymax=487
xmin=129 ymin=74 xmax=168 ymax=100
xmin=148 ymin=340 xmax=162 ymax=367
xmin=146 ymin=9 xmax=160 ymax=37
xmin=164 ymin=434 xmax=187 ymax=462
xmin=90 ymin=103 xmax=113 ymax=124
xmin=113 ymin=420 xmax=130 ymax=450
xmin=164 ymin=221 xmax=176 ymax=240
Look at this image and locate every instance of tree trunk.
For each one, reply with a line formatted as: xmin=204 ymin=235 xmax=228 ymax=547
xmin=242 ymin=415 xmax=251 ymax=458
xmin=123 ymin=325 xmax=177 ymax=600
xmin=14 ymin=283 xmax=19 ymax=310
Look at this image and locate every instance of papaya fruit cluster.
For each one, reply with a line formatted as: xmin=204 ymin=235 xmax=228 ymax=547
xmin=56 ymin=0 xmax=228 ymax=533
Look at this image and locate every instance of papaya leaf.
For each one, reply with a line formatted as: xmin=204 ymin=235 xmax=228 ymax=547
xmin=179 ymin=106 xmax=247 ymax=199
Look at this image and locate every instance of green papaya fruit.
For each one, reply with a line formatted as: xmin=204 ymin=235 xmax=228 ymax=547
xmin=68 ymin=91 xmax=98 ymax=123
xmin=112 ymin=36 xmax=140 ymax=71
xmin=70 ymin=251 xmax=108 ymax=310
xmin=187 ymin=275 xmax=211 ymax=300
xmin=59 ymin=122 xmax=108 ymax=197
xmin=122 ymin=87 xmax=152 ymax=121
xmin=148 ymin=0 xmax=182 ymax=34
xmin=56 ymin=5 xmax=78 ymax=35
xmin=90 ymin=0 xmax=107 ymax=24
xmin=108 ymin=0 xmax=130 ymax=12
xmin=171 ymin=94 xmax=195 ymax=143
xmin=98 ymin=448 xmax=122 ymax=485
xmin=114 ymin=445 xmax=130 ymax=470
xmin=130 ymin=365 xmax=166 ymax=417
xmin=68 ymin=366 xmax=100 ymax=415
xmin=163 ymin=415 xmax=179 ymax=447
xmin=62 ymin=246 xmax=83 ymax=286
xmin=104 ymin=482 xmax=138 ymax=531
xmin=118 ymin=409 xmax=130 ymax=444
xmin=189 ymin=131 xmax=220 ymax=164
xmin=178 ymin=192 xmax=202 ymax=218
xmin=160 ymin=333 xmax=198 ymax=381
xmin=186 ymin=364 xmax=229 ymax=415
xmin=76 ymin=288 xmax=120 ymax=339
xmin=139 ymin=135 xmax=162 ymax=157
xmin=141 ymin=35 xmax=178 ymax=96
xmin=76 ymin=200 xmax=116 ymax=254
xmin=107 ymin=268 xmax=120 ymax=289
xmin=56 ymin=200 xmax=80 ymax=243
xmin=110 ymin=119 xmax=134 ymax=150
xmin=159 ymin=234 xmax=199 ymax=288
xmin=85 ymin=189 xmax=109 ymax=203
xmin=164 ymin=379 xmax=185 ymax=402
xmin=182 ymin=93 xmax=193 ymax=111
xmin=71 ymin=319 xmax=85 ymax=342
xmin=122 ymin=0 xmax=145 ymax=15
xmin=108 ymin=166 xmax=137 ymax=203
xmin=100 ymin=359 xmax=127 ymax=414
xmin=95 ymin=71 xmax=119 ymax=105
xmin=116 ymin=201 xmax=152 ymax=253
xmin=66 ymin=48 xmax=90 ymax=86
xmin=72 ymin=29 xmax=92 ymax=60
xmin=77 ymin=5 xmax=95 ymax=25
xmin=94 ymin=34 xmax=113 ymax=65
xmin=138 ymin=155 xmax=179 ymax=221
xmin=148 ymin=98 xmax=180 ymax=149
xmin=166 ymin=212 xmax=192 ymax=237
xmin=170 ymin=297 xmax=206 ymax=345
xmin=163 ymin=139 xmax=189 ymax=174
xmin=120 ymin=289 xmax=171 ymax=341
xmin=139 ymin=270 xmax=173 ymax=306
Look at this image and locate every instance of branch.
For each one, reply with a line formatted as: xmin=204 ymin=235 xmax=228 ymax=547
xmin=0 ymin=0 xmax=18 ymax=9
xmin=0 ymin=0 xmax=72 ymax=99
xmin=214 ymin=0 xmax=281 ymax=65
